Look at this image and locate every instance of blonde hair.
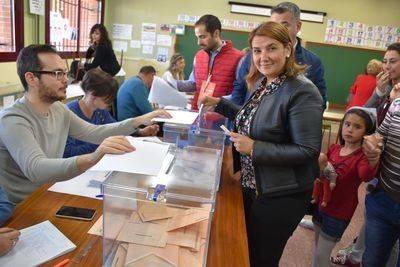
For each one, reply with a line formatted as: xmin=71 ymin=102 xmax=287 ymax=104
xmin=246 ymin=21 xmax=306 ymax=89
xmin=366 ymin=59 xmax=383 ymax=76
xmin=168 ymin=53 xmax=185 ymax=80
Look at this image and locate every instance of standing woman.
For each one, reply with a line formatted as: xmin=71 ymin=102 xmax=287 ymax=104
xmin=82 ymin=24 xmax=121 ymax=77
xmin=162 ymin=53 xmax=186 ymax=88
xmin=199 ymin=21 xmax=322 ymax=266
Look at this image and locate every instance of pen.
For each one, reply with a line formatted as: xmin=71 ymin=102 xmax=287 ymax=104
xmin=95 ymin=194 xmax=104 ymax=198
xmin=54 ymin=258 xmax=70 ymax=267
xmin=165 ymin=155 xmax=176 ymax=174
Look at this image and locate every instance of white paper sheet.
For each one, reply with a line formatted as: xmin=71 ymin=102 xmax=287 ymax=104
xmin=112 ymin=23 xmax=132 ymax=40
xmin=48 ymin=171 xmax=110 ymax=199
xmin=66 ymin=83 xmax=84 ymax=99
xmin=148 ymin=76 xmax=187 ymax=108
xmin=90 ymin=137 xmax=170 ymax=175
xmin=0 ymin=220 xmax=76 ymax=266
xmin=151 ymin=110 xmax=198 ymax=125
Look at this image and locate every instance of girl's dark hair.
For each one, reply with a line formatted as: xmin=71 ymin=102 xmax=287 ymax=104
xmin=338 ymin=109 xmax=375 ymax=145
xmin=81 ymin=68 xmax=118 ymax=104
xmin=89 ymin=24 xmax=112 ymax=48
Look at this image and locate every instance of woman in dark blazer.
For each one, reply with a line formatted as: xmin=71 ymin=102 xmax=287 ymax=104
xmin=82 ymin=24 xmax=121 ymax=76
xmin=200 ymin=21 xmax=323 ymax=267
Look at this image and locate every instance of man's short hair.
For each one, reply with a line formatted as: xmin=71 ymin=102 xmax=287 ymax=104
xmin=139 ymin=66 xmax=156 ymax=75
xmin=16 ymin=44 xmax=58 ymax=91
xmin=195 ymin=14 xmax=221 ymax=35
xmin=271 ymin=2 xmax=301 ymax=22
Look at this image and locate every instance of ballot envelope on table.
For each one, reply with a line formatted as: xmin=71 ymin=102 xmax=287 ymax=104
xmin=101 ymin=141 xmax=222 ymax=267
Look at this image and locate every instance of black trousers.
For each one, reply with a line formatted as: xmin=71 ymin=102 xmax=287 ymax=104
xmin=242 ymin=187 xmax=312 ymax=267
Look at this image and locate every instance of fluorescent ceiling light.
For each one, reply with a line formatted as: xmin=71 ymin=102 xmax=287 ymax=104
xmin=229 ymin=1 xmax=326 ymax=23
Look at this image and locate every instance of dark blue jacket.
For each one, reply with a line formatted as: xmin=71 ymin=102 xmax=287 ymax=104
xmin=231 ymin=38 xmax=327 ymax=109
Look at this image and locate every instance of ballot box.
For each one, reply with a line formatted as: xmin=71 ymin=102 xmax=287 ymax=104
xmin=163 ymin=111 xmax=227 ymax=190
xmin=102 ymin=145 xmax=220 ymax=267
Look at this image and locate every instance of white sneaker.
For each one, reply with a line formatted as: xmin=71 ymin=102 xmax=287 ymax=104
xmin=299 ymin=218 xmax=314 ymax=230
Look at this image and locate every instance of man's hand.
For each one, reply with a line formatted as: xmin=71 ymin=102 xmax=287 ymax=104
xmin=0 ymin=228 xmax=20 ymax=256
xmin=77 ymin=136 xmax=135 ymax=172
xmin=138 ymin=124 xmax=159 ymax=137
xmin=230 ymin=132 xmax=254 ymax=155
xmin=96 ymin=135 xmax=135 ymax=155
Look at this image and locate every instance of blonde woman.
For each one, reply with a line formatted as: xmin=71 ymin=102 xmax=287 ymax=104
xmin=162 ymin=53 xmax=185 ymax=88
xmin=346 ymin=59 xmax=383 ymax=110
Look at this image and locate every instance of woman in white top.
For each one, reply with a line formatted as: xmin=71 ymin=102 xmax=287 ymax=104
xmin=162 ymin=53 xmax=185 ymax=88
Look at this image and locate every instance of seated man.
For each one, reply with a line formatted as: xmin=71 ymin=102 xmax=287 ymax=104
xmin=64 ymin=68 xmax=158 ymax=157
xmin=0 ymin=44 xmax=170 ymax=204
xmin=117 ymin=66 xmax=156 ymax=121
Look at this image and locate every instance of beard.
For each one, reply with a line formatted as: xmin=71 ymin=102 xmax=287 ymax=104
xmin=38 ymin=81 xmax=66 ymax=103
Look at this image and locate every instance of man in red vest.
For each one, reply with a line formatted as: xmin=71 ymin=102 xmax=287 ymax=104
xmin=177 ymin=14 xmax=243 ymax=110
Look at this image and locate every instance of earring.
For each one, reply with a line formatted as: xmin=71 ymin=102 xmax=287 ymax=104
xmin=286 ymin=54 xmax=290 ymax=58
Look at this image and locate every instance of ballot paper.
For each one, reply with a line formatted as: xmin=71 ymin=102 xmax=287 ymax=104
xmin=178 ymin=239 xmax=207 ymax=267
xmin=66 ymin=83 xmax=84 ymax=99
xmin=90 ymin=137 xmax=170 ymax=175
xmin=151 ymin=110 xmax=199 ymax=125
xmin=88 ymin=215 xmax=103 ymax=236
xmin=0 ymin=220 xmax=76 ymax=266
xmin=48 ymin=171 xmax=110 ymax=199
xmin=167 ymin=209 xmax=209 ymax=231
xmin=125 ymin=243 xmax=179 ymax=267
xmin=116 ymin=218 xmax=169 ymax=247
xmin=148 ymin=76 xmax=187 ymax=108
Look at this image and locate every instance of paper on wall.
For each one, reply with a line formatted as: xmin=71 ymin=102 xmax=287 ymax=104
xmin=113 ymin=40 xmax=128 ymax=53
xmin=112 ymin=23 xmax=132 ymax=40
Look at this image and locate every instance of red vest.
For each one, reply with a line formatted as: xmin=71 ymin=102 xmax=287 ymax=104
xmin=192 ymin=40 xmax=243 ymax=110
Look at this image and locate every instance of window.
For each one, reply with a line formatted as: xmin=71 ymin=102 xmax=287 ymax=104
xmin=0 ymin=0 xmax=24 ymax=62
xmin=46 ymin=0 xmax=104 ymax=56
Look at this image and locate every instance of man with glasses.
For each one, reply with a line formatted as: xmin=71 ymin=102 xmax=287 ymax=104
xmin=0 ymin=44 xmax=170 ymax=204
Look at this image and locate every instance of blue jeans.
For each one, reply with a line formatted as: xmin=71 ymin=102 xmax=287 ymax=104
xmin=312 ymin=209 xmax=350 ymax=242
xmin=363 ymin=188 xmax=400 ymax=267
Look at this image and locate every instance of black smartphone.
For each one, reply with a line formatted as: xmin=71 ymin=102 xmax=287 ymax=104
xmin=55 ymin=206 xmax=96 ymax=221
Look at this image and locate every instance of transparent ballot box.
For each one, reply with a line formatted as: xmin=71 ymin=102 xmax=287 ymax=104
xmin=163 ymin=111 xmax=227 ymax=190
xmin=102 ymin=145 xmax=219 ymax=267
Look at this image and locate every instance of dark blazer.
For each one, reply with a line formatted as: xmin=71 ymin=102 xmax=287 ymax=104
xmin=216 ymin=75 xmax=323 ymax=197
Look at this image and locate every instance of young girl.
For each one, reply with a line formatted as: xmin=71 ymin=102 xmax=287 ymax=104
xmin=312 ymin=107 xmax=380 ymax=267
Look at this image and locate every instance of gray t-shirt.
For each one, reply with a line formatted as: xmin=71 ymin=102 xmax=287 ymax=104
xmin=0 ymin=96 xmax=136 ymax=203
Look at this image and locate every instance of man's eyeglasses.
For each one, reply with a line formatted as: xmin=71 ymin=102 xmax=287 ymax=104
xmin=30 ymin=70 xmax=68 ymax=80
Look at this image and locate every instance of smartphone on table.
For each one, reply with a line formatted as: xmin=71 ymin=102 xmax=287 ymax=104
xmin=55 ymin=206 xmax=96 ymax=221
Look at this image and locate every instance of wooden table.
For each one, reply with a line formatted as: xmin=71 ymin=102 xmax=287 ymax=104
xmin=5 ymin=148 xmax=249 ymax=267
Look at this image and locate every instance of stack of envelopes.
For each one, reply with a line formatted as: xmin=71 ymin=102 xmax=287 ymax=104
xmin=111 ymin=202 xmax=210 ymax=267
